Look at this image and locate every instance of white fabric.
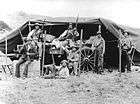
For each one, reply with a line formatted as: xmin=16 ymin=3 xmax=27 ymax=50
xmin=90 ymin=36 xmax=105 ymax=54
xmin=27 ymin=29 xmax=42 ymax=40
xmin=120 ymin=36 xmax=133 ymax=50
xmin=59 ymin=66 xmax=69 ymax=78
xmin=52 ymin=39 xmax=61 ymax=48
xmin=27 ymin=30 xmax=35 ymax=39
xmin=131 ymin=66 xmax=140 ymax=72
xmin=0 ymin=51 xmax=12 ymax=65
xmin=59 ymin=30 xmax=68 ymax=39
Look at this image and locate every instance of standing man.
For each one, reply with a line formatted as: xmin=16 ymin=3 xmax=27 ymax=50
xmin=120 ymin=30 xmax=134 ymax=73
xmin=91 ymin=29 xmax=105 ymax=74
xmin=27 ymin=23 xmax=43 ymax=42
xmin=15 ymin=38 xmax=39 ymax=78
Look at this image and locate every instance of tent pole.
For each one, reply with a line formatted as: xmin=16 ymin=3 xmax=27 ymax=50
xmin=5 ymin=36 xmax=7 ymax=74
xmin=78 ymin=29 xmax=83 ymax=76
xmin=119 ymin=30 xmax=122 ymax=75
xmin=40 ymin=31 xmax=46 ymax=76
xmin=131 ymin=48 xmax=135 ymax=62
xmin=5 ymin=36 xmax=12 ymax=75
xmin=28 ymin=19 xmax=31 ymax=32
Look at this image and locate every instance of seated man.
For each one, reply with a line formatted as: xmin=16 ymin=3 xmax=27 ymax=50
xmin=58 ymin=23 xmax=79 ymax=41
xmin=58 ymin=60 xmax=69 ymax=78
xmin=42 ymin=62 xmax=68 ymax=79
xmin=72 ymin=27 xmax=79 ymax=41
xmin=27 ymin=23 xmax=43 ymax=42
xmin=15 ymin=38 xmax=39 ymax=78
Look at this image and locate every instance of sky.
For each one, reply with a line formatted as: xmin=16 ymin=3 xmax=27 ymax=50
xmin=0 ymin=0 xmax=140 ymax=28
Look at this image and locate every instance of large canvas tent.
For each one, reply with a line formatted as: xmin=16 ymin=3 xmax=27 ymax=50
xmin=0 ymin=18 xmax=140 ymax=67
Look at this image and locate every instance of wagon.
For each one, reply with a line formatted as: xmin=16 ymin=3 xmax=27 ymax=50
xmin=42 ymin=35 xmax=97 ymax=73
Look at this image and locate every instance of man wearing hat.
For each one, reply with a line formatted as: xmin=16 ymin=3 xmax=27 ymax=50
xmin=58 ymin=23 xmax=79 ymax=41
xmin=63 ymin=45 xmax=79 ymax=75
xmin=15 ymin=38 xmax=39 ymax=78
xmin=27 ymin=23 xmax=43 ymax=42
xmin=120 ymin=30 xmax=134 ymax=73
xmin=90 ymin=26 xmax=105 ymax=74
xmin=58 ymin=60 xmax=69 ymax=78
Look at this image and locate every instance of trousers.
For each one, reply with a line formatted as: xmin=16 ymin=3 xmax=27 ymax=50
xmin=15 ymin=57 xmax=31 ymax=78
xmin=94 ymin=49 xmax=104 ymax=74
xmin=121 ymin=50 xmax=131 ymax=73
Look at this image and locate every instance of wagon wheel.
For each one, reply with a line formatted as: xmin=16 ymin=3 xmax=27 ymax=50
xmin=80 ymin=47 xmax=95 ymax=72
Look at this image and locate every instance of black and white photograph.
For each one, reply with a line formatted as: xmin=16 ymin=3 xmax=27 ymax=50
xmin=0 ymin=0 xmax=140 ymax=104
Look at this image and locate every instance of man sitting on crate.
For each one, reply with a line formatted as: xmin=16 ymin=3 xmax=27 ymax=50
xmin=15 ymin=38 xmax=39 ymax=78
xmin=58 ymin=23 xmax=79 ymax=41
xmin=27 ymin=23 xmax=43 ymax=42
xmin=58 ymin=60 xmax=69 ymax=78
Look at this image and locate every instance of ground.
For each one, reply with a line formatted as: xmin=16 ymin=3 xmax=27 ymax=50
xmin=0 ymin=71 xmax=140 ymax=104
xmin=0 ymin=61 xmax=140 ymax=104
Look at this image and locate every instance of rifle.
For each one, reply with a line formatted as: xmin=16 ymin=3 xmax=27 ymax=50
xmin=42 ymin=19 xmax=46 ymax=34
xmin=123 ymin=49 xmax=135 ymax=65
xmin=75 ymin=14 xmax=79 ymax=29
xmin=18 ymin=29 xmax=25 ymax=44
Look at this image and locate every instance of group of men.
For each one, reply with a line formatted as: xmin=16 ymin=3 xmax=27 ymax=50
xmin=14 ymin=22 xmax=134 ymax=78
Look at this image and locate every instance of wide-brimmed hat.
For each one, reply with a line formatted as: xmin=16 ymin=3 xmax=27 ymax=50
xmin=69 ymin=22 xmax=72 ymax=25
xmin=124 ymin=30 xmax=128 ymax=33
xmin=68 ymin=45 xmax=79 ymax=50
xmin=60 ymin=60 xmax=68 ymax=65
xmin=34 ymin=23 xmax=40 ymax=26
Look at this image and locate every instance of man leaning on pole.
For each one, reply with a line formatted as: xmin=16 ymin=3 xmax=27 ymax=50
xmin=120 ymin=30 xmax=134 ymax=73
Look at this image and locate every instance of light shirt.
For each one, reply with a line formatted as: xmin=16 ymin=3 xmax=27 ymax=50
xmin=68 ymin=51 xmax=79 ymax=62
xmin=90 ymin=35 xmax=105 ymax=54
xmin=58 ymin=29 xmax=79 ymax=40
xmin=27 ymin=29 xmax=42 ymax=40
xmin=121 ymin=36 xmax=133 ymax=50
xmin=59 ymin=66 xmax=69 ymax=78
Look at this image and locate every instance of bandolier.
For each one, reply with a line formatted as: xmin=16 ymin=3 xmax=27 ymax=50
xmin=27 ymin=23 xmax=43 ymax=42
xmin=62 ymin=45 xmax=79 ymax=75
xmin=120 ymin=30 xmax=134 ymax=72
xmin=91 ymin=31 xmax=105 ymax=74
xmin=58 ymin=23 xmax=79 ymax=42
xmin=15 ymin=38 xmax=39 ymax=78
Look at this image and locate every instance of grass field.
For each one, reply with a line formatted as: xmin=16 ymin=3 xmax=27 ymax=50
xmin=0 ymin=61 xmax=140 ymax=104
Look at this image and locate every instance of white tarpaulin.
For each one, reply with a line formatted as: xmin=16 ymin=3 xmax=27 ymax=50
xmin=0 ymin=51 xmax=13 ymax=75
xmin=0 ymin=51 xmax=12 ymax=65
